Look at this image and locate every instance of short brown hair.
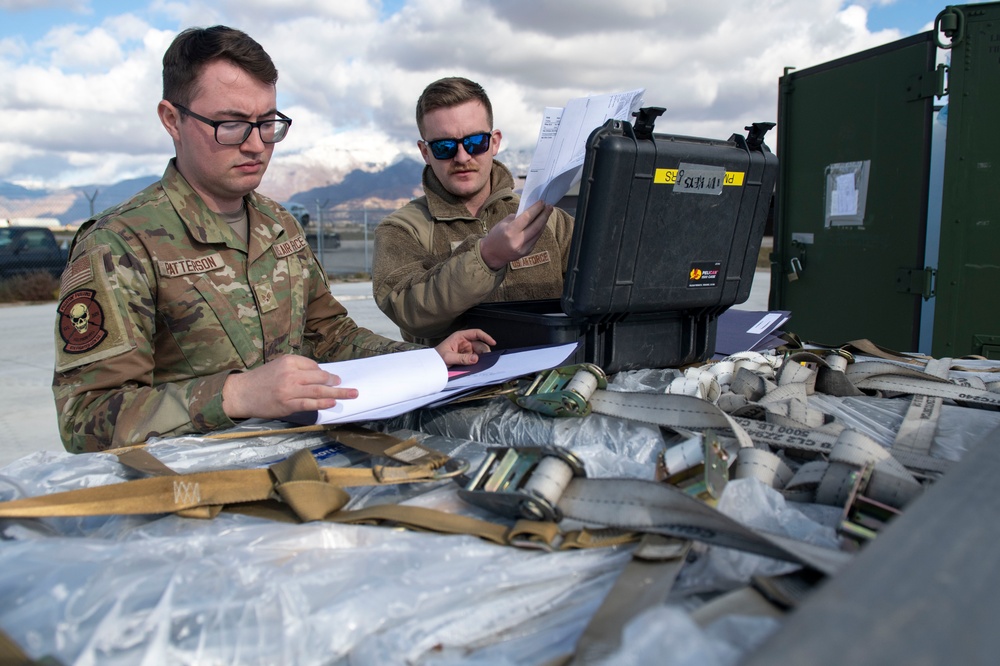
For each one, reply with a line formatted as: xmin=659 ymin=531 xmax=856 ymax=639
xmin=162 ymin=26 xmax=278 ymax=106
xmin=415 ymin=77 xmax=493 ymax=137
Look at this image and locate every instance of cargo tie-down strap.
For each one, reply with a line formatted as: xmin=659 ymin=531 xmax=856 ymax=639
xmin=2 ymin=343 xmax=993 ymax=660
xmin=0 ymin=431 xmax=851 ymax=577
xmin=584 ymin=345 xmax=1000 ymax=514
xmin=2 ymin=345 xmax=989 ymax=557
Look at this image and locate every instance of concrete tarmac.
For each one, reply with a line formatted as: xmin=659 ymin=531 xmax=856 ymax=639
xmin=0 ymin=271 xmax=772 ymax=468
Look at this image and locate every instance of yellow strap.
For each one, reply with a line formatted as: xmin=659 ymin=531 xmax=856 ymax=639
xmin=0 ymin=625 xmax=33 ymax=664
xmin=326 ymin=504 xmax=516 ymax=546
xmin=113 ymin=424 xmax=450 ymax=470
xmin=0 ymin=450 xmax=441 ymax=521
xmin=0 ymin=441 xmax=635 ymax=553
xmin=115 ymin=447 xmax=180 ymax=476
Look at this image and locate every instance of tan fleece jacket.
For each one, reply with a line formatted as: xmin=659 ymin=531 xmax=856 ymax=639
xmin=373 ymin=160 xmax=574 ymax=345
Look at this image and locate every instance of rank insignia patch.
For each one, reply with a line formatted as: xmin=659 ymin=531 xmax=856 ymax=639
xmin=58 ymin=289 xmax=108 ymax=353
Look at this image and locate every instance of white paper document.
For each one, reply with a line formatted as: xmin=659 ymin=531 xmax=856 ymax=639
xmin=296 ymin=343 xmax=579 ymax=425
xmin=517 ymin=88 xmax=645 ymax=216
xmin=313 ymin=348 xmax=447 ymax=424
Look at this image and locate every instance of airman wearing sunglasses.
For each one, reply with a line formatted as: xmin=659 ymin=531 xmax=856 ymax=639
xmin=373 ymin=77 xmax=575 ymax=345
xmin=52 ymin=28 xmax=493 ymax=453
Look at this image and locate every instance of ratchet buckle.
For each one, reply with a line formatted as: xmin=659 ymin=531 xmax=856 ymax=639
xmin=511 ymin=363 xmax=608 ymax=417
xmin=457 ymin=446 xmax=586 ymax=521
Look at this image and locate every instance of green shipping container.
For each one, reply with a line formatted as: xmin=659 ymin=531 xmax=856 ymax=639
xmin=770 ymin=2 xmax=1000 ymax=358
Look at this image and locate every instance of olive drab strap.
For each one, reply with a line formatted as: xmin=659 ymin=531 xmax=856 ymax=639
xmin=0 ymin=440 xmax=851 ymax=574
xmin=0 ymin=428 xmax=458 ymax=522
xmin=0 ymin=625 xmax=41 ymax=665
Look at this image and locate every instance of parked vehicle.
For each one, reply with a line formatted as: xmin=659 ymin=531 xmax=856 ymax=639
xmin=306 ymin=229 xmax=341 ymax=251
xmin=283 ymin=202 xmax=310 ymax=226
xmin=0 ymin=226 xmax=69 ymax=279
xmin=283 ymin=202 xmax=341 ymax=249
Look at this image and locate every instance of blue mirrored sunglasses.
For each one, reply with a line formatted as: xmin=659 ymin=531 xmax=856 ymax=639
xmin=423 ymin=132 xmax=492 ymax=160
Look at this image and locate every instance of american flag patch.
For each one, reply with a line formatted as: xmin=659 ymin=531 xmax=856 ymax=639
xmin=60 ymin=255 xmax=92 ymax=293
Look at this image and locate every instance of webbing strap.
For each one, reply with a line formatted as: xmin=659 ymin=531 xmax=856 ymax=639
xmin=325 ymin=503 xmax=514 ymax=545
xmin=0 ymin=446 xmax=853 ymax=573
xmin=113 ymin=424 xmax=450 ymax=471
xmin=844 ymin=359 xmax=1000 ymax=407
xmin=0 ymin=625 xmax=35 ymax=665
xmin=689 ymin=585 xmax=785 ymax=627
xmin=115 ymin=447 xmax=181 ymax=476
xmin=587 ymin=388 xmax=941 ymax=503
xmin=556 ymin=478 xmax=851 ymax=575
xmin=840 ymin=339 xmax=926 ymax=364
xmin=730 ymin=417 xmax=951 ymax=476
xmin=891 ymin=357 xmax=949 ymax=457
xmin=594 ymin=368 xmax=955 ymax=478
xmin=590 ymin=390 xmax=756 ymax=450
xmin=321 ymin=424 xmax=451 ymax=467
xmin=569 ymin=536 xmax=690 ymax=664
xmin=0 ymin=449 xmax=443 ymax=521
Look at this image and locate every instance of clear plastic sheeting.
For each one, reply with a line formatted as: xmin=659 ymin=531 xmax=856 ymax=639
xmin=389 ymin=401 xmax=664 ymax=480
xmin=807 ymin=394 xmax=1000 ymax=460
xmin=598 ymin=606 xmax=781 ymax=666
xmin=1 ymin=515 xmax=626 ymax=665
xmin=1 ymin=354 xmax=997 ymax=664
xmin=2 ymin=415 xmax=838 ymax=665
xmin=675 ymin=479 xmax=841 ymax=595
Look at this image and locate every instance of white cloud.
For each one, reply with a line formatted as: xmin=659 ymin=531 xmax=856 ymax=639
xmin=41 ymin=25 xmax=125 ymax=70
xmin=0 ymin=0 xmax=914 ymax=190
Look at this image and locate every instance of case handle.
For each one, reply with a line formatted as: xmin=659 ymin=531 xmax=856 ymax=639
xmin=631 ymin=106 xmax=666 ymax=140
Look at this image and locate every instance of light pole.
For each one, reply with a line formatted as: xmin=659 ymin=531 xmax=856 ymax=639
xmin=363 ymin=205 xmax=369 ymax=275
xmin=85 ymin=189 xmax=99 ymax=217
xmin=315 ymin=199 xmax=329 ymax=272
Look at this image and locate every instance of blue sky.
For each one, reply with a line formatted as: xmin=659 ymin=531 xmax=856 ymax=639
xmin=0 ymin=0 xmax=981 ymax=194
xmin=867 ymin=0 xmax=956 ymax=33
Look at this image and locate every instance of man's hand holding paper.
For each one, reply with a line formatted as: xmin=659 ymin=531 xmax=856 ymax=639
xmin=479 ymin=200 xmax=554 ymax=271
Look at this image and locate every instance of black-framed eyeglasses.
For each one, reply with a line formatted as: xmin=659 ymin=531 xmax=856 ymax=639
xmin=172 ymin=103 xmax=292 ymax=145
xmin=421 ymin=132 xmax=492 ymax=160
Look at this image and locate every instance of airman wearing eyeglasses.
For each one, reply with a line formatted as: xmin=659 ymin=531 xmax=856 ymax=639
xmin=52 ymin=28 xmax=492 ymax=453
xmin=372 ymin=77 xmax=575 ymax=346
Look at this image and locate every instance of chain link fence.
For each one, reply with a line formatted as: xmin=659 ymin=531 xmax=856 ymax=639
xmin=2 ymin=195 xmax=402 ymax=279
xmin=302 ymin=205 xmax=397 ymax=277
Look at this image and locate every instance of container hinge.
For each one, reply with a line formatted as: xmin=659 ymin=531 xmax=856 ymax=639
xmin=906 ymin=65 xmax=947 ymax=101
xmin=631 ymin=106 xmax=665 ymax=140
xmin=895 ymin=266 xmax=936 ymax=300
xmin=935 ymin=63 xmax=949 ymax=98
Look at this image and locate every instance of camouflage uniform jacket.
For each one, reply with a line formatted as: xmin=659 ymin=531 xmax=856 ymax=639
xmin=53 ymin=161 xmax=416 ymax=453
xmin=372 ymin=160 xmax=574 ymax=346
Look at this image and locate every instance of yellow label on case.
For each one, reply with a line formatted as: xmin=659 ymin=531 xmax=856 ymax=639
xmin=654 ymin=169 xmax=744 ymax=186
